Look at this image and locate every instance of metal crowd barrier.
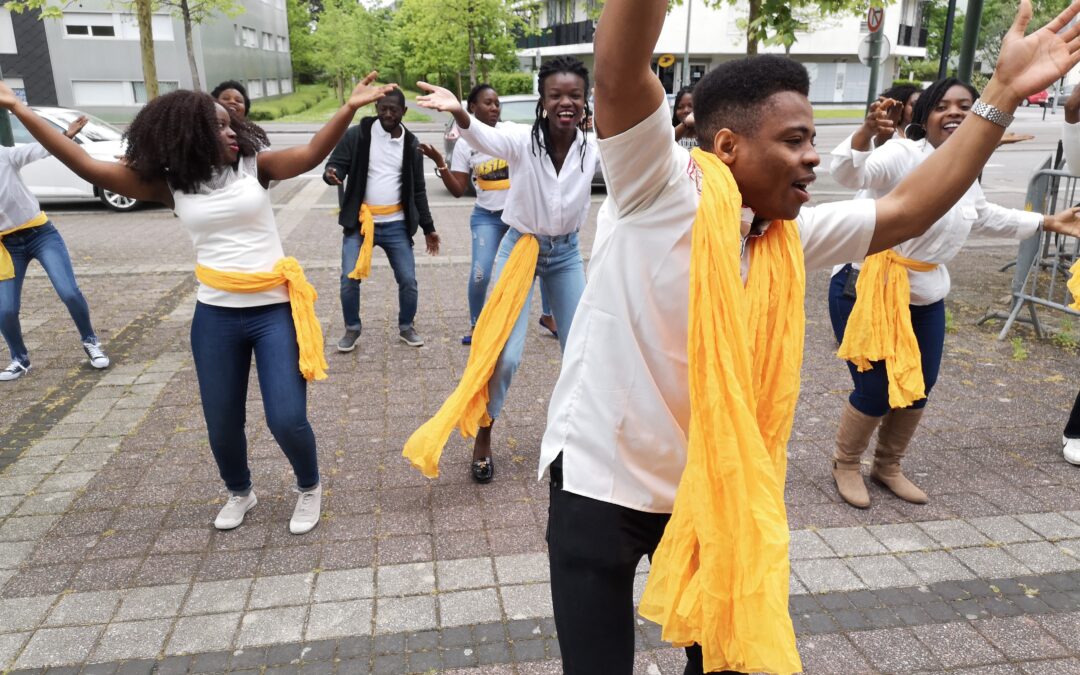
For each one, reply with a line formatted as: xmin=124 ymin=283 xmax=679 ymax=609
xmin=978 ymin=156 xmax=1080 ymax=340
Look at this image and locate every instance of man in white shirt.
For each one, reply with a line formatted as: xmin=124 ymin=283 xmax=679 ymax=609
xmin=540 ymin=0 xmax=1080 ymax=672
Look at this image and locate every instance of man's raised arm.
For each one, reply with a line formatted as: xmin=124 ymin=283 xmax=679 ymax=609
xmin=593 ymin=0 xmax=668 ymax=139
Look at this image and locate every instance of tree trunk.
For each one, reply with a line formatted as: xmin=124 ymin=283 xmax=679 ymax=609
xmin=337 ymin=72 xmax=345 ymax=105
xmin=135 ymin=0 xmax=159 ymax=99
xmin=467 ymin=0 xmax=477 ymax=87
xmin=746 ymin=0 xmax=761 ymax=55
xmin=181 ymin=0 xmax=202 ymax=91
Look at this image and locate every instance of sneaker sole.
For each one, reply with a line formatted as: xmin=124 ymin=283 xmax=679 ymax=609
xmin=1065 ymin=450 xmax=1080 ymax=466
xmin=89 ymin=360 xmax=110 ymax=370
xmin=0 ymin=366 xmax=30 ymax=382
xmin=399 ymin=336 xmax=424 ymax=347
xmin=336 ymin=342 xmax=358 ymax=353
xmin=289 ymin=518 xmax=320 ymax=535
xmin=214 ymin=495 xmax=257 ymax=530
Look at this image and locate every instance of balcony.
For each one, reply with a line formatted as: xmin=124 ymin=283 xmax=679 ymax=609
xmin=897 ymin=23 xmax=928 ymax=48
xmin=516 ymin=20 xmax=595 ymax=49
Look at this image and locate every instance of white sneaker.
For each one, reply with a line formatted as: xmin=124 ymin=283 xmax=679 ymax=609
xmin=214 ymin=491 xmax=257 ymax=530
xmin=289 ymin=485 xmax=322 ymax=535
xmin=1064 ymin=436 xmax=1080 ymax=466
xmin=82 ymin=340 xmax=110 ymax=369
xmin=0 ymin=360 xmax=30 ymax=382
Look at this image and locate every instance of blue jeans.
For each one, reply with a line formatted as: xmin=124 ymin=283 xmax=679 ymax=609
xmin=470 ymin=207 xmax=552 ymax=326
xmin=190 ymin=301 xmax=319 ymax=494
xmin=340 ymin=220 xmax=417 ymax=331
xmin=486 ymin=228 xmax=586 ymax=420
xmin=0 ymin=221 xmax=97 ymax=365
xmin=828 ymin=265 xmax=946 ymax=417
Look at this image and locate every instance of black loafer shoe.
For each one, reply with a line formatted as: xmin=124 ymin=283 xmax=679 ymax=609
xmin=471 ymin=456 xmax=494 ymax=483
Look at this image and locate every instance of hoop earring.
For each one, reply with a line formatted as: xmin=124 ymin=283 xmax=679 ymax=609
xmin=542 ymin=109 xmax=548 ymax=119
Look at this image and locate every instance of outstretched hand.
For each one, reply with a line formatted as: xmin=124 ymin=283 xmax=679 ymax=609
xmin=348 ymin=71 xmax=399 ymax=111
xmin=65 ymin=116 xmax=88 ymax=139
xmin=415 ymin=82 xmax=464 ymax=115
xmin=0 ymin=82 xmax=19 ymax=110
xmin=1047 ymin=206 xmax=1080 ymax=238
xmin=864 ymin=98 xmax=899 ymax=138
xmin=992 ymin=0 xmax=1080 ymax=104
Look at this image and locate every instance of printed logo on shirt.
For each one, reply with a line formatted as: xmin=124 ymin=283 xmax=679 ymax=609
xmin=686 ymin=156 xmax=703 ymax=195
xmin=474 ymin=157 xmax=509 ymax=185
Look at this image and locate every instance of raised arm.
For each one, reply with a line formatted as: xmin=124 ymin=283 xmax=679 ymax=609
xmin=415 ymin=83 xmax=522 ymax=163
xmin=592 ymin=0 xmax=667 ymax=139
xmin=0 ymin=83 xmax=171 ymax=205
xmin=259 ymin=72 xmax=397 ymax=184
xmin=869 ymin=0 xmax=1080 ymax=255
xmin=829 ymin=132 xmax=909 ymax=192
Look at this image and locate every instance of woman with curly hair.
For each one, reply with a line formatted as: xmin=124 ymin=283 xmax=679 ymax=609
xmin=211 ymin=80 xmax=251 ymax=120
xmin=671 ymin=86 xmax=697 ymax=149
xmin=406 ymin=57 xmax=598 ymax=484
xmin=0 ymin=73 xmax=396 ymax=534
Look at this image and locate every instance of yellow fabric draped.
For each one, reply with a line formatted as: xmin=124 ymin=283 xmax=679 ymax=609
xmin=475 ymin=178 xmax=510 ymax=191
xmin=402 ymin=234 xmax=539 ymax=478
xmin=195 ymin=257 xmax=329 ymax=382
xmin=1068 ymin=258 xmax=1080 ymax=311
xmin=0 ymin=212 xmax=48 ymax=281
xmin=637 ymin=149 xmax=804 ymax=675
xmin=835 ymin=250 xmax=938 ymax=409
xmin=348 ymin=203 xmax=403 ymax=281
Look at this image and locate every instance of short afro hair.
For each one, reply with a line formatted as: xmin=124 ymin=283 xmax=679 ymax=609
xmin=210 ymin=80 xmax=251 ymax=116
xmin=693 ymin=55 xmax=810 ymax=150
xmin=378 ymin=88 xmax=406 ymax=108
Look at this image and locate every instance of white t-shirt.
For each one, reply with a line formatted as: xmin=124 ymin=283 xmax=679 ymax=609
xmin=457 ymin=115 xmax=599 ymax=237
xmin=173 ymin=154 xmax=289 ymax=308
xmin=364 ymin=121 xmax=406 ymax=223
xmin=451 ymin=125 xmax=511 ymax=213
xmin=0 ymin=144 xmax=49 ymax=232
xmin=829 ymin=134 xmax=1041 ymax=305
xmin=539 ymin=101 xmax=877 ymax=514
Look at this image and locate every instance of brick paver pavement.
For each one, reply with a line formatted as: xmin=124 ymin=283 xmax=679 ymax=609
xmin=3 ymin=171 xmax=1080 ymax=674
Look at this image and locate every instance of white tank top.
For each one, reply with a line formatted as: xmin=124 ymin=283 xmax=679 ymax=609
xmin=173 ymin=154 xmax=289 ymax=308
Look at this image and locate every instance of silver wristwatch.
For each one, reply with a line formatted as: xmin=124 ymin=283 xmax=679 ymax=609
xmin=971 ymin=100 xmax=1014 ymax=129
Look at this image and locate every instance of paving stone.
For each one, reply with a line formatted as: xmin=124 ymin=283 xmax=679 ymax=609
xmin=900 ymin=551 xmax=976 ymax=584
xmin=115 ymin=585 xmax=187 ymax=621
xmin=1005 ymin=541 xmax=1080 ymax=574
xmin=789 ymin=529 xmax=834 ymax=560
xmin=374 ymin=595 xmax=436 ymax=634
xmin=1022 ymin=659 xmax=1080 ymax=675
xmin=0 ymin=632 xmax=29 ymax=670
xmin=305 ymin=599 xmax=373 ymax=640
xmin=917 ymin=519 xmax=992 ymax=548
xmin=867 ymin=523 xmax=938 ymax=553
xmin=973 ymin=615 xmax=1069 ymax=660
xmin=182 ymin=579 xmax=252 ymax=615
xmin=375 ymin=562 xmax=435 ymax=597
xmin=953 ymin=547 xmax=1032 ymax=578
xmin=969 ymin=516 xmax=1043 ymax=544
xmin=0 ymin=541 xmax=35 ymax=570
xmin=494 ymin=553 xmax=549 ymax=585
xmin=846 ymin=554 xmax=920 ymax=589
xmin=248 ymin=574 xmax=314 ymax=609
xmin=1017 ymin=512 xmax=1080 ymax=540
xmin=0 ymin=596 xmax=55 ymax=633
xmin=790 ymin=559 xmax=866 ymax=594
xmin=13 ymin=626 xmax=102 ymax=668
xmin=796 ymin=633 xmax=873 ymax=674
xmin=166 ymin=613 xmax=241 ymax=655
xmin=439 ymin=588 xmax=502 ymax=627
xmin=436 ymin=557 xmax=496 ymax=591
xmin=818 ymin=526 xmax=888 ymax=556
xmin=501 ymin=584 xmax=554 ymax=621
xmin=1036 ymin=612 xmax=1080 ymax=650
xmin=236 ymin=606 xmax=307 ymax=647
xmin=312 ymin=568 xmax=373 ymax=602
xmin=90 ymin=619 xmax=171 ymax=661
xmin=0 ymin=516 xmax=60 ymax=543
xmin=848 ymin=627 xmax=942 ymax=671
xmin=912 ymin=621 xmax=1004 ymax=667
xmin=45 ymin=591 xmax=121 ymax=627
xmin=189 ymin=651 xmax=231 ymax=673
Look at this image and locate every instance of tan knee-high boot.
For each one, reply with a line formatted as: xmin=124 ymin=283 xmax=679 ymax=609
xmin=832 ymin=402 xmax=881 ymax=509
xmin=871 ymin=407 xmax=928 ymax=504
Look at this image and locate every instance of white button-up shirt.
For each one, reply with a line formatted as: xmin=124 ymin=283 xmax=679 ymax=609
xmin=0 ymin=144 xmax=49 ymax=233
xmin=364 ymin=121 xmax=405 ymax=223
xmin=458 ymin=114 xmax=598 ymax=237
xmin=539 ymin=101 xmax=877 ymax=514
xmin=830 ymin=134 xmax=1041 ymax=305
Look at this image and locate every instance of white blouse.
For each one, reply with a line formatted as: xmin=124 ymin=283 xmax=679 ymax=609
xmin=829 ymin=134 xmax=1042 ymax=305
xmin=457 ymin=115 xmax=599 ymax=237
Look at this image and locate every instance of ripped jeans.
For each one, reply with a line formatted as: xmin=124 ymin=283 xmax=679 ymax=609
xmin=468 ymin=206 xmax=551 ymax=327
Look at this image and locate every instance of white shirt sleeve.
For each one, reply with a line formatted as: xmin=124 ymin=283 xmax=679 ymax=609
xmin=828 ymin=134 xmax=910 ymax=192
xmin=457 ymin=115 xmax=524 ymax=165
xmin=970 ymin=182 xmax=1043 ymax=240
xmin=597 ymin=101 xmax=684 ymax=218
xmin=797 ymin=199 xmax=877 ymax=271
xmin=449 ymin=136 xmax=471 ymax=174
xmin=2 ymin=143 xmax=51 ymax=169
xmin=1063 ymin=122 xmax=1080 ymax=175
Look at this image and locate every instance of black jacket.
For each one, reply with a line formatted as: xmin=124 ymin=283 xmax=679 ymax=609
xmin=323 ymin=117 xmax=435 ymax=237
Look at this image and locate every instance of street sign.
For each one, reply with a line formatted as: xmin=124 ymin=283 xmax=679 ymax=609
xmin=867 ymin=6 xmax=885 ymax=33
xmin=657 ymin=54 xmax=676 ymax=68
xmin=858 ymin=32 xmax=891 ymax=66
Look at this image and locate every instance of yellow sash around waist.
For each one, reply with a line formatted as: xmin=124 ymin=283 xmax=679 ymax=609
xmin=349 ymin=203 xmax=403 ymax=280
xmin=475 ymin=178 xmax=510 ymax=191
xmin=402 ymin=234 xmax=539 ymax=478
xmin=836 ymin=250 xmax=938 ymax=409
xmin=195 ymin=258 xmax=328 ymax=381
xmin=1068 ymin=258 xmax=1080 ymax=311
xmin=0 ymin=212 xmax=48 ymax=281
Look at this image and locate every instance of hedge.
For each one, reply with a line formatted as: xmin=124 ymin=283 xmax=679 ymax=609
xmin=248 ymin=85 xmax=332 ymax=121
xmin=488 ymin=72 xmax=534 ymax=96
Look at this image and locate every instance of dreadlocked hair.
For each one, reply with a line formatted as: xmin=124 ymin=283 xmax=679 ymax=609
xmin=531 ymin=56 xmax=591 ymax=172
xmin=122 ymin=90 xmax=270 ymax=194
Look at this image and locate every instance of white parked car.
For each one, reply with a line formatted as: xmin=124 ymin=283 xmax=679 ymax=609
xmin=9 ymin=107 xmax=142 ymax=212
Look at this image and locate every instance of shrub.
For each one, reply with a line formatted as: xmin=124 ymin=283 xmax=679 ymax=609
xmin=891 ymin=79 xmax=923 ymax=91
xmin=248 ymin=85 xmax=331 ymax=121
xmin=489 ymin=72 xmax=534 ymax=96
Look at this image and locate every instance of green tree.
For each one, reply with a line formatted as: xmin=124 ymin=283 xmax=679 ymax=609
xmin=310 ymin=0 xmax=385 ymax=103
xmin=286 ymin=0 xmax=319 ymax=83
xmin=157 ymin=0 xmax=245 ymax=91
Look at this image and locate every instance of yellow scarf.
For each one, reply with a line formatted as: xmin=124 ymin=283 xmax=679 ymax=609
xmin=195 ymin=257 xmax=329 ymax=382
xmin=836 ymin=251 xmax=937 ymax=409
xmin=0 ymin=212 xmax=48 ymax=281
xmin=349 ymin=203 xmax=403 ymax=280
xmin=476 ymin=178 xmax=510 ymax=191
xmin=1068 ymin=259 xmax=1080 ymax=311
xmin=637 ymin=149 xmax=803 ymax=674
xmin=402 ymin=234 xmax=539 ymax=477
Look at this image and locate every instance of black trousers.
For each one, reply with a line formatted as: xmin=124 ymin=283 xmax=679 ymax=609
xmin=1066 ymin=390 xmax=1080 ymax=438
xmin=546 ymin=458 xmax=738 ymax=675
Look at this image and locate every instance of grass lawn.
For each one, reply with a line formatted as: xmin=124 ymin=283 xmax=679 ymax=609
xmin=276 ymin=88 xmax=431 ymax=123
xmin=814 ymin=108 xmax=864 ymax=119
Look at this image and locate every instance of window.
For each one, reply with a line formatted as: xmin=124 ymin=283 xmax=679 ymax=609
xmin=63 ymin=12 xmax=117 ymax=39
xmin=234 ymin=24 xmax=240 ymax=46
xmin=248 ymin=79 xmax=263 ymax=98
xmin=0 ymin=10 xmax=17 ymax=54
xmin=116 ymin=14 xmax=174 ymax=41
xmin=280 ymin=79 xmax=293 ymax=94
xmin=72 ymin=80 xmax=127 ymax=106
xmin=265 ymin=79 xmax=280 ymax=96
xmin=132 ymin=80 xmax=179 ymax=104
xmin=262 ymin=31 xmax=273 ymax=50
xmin=8 ymin=114 xmax=35 ymax=144
xmin=242 ymin=26 xmax=257 ymax=48
xmin=277 ymin=35 xmax=288 ymax=52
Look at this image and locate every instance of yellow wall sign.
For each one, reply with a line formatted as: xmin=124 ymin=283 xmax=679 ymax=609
xmin=657 ymin=54 xmax=676 ymax=68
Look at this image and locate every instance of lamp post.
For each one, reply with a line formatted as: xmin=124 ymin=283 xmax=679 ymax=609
xmin=681 ymin=0 xmax=693 ymax=88
xmin=956 ymin=0 xmax=983 ymax=83
xmin=937 ymin=0 xmax=957 ymax=80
